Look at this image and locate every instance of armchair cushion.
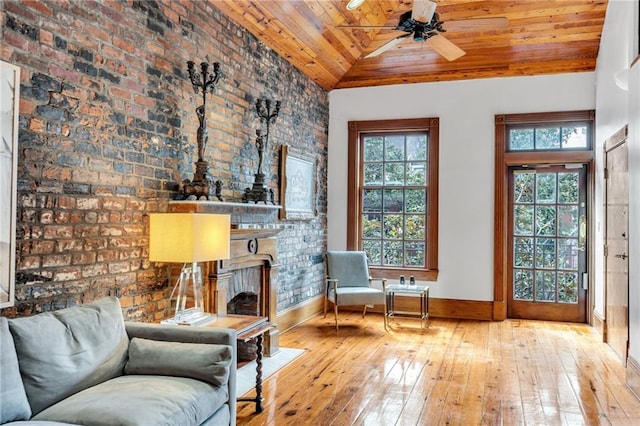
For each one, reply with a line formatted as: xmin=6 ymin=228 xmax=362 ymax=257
xmin=125 ymin=337 xmax=232 ymax=387
xmin=326 ymin=251 xmax=371 ymax=287
xmin=328 ymin=286 xmax=384 ymax=306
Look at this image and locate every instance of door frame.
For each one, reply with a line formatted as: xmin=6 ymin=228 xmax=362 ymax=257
xmin=494 ymin=111 xmax=595 ymax=322
xmin=603 ymin=125 xmax=629 ymax=361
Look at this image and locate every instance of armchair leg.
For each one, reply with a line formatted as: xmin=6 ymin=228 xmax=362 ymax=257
xmin=323 ymin=296 xmax=328 ymax=318
xmin=362 ymin=305 xmax=367 ymax=318
xmin=334 ymin=304 xmax=339 ymax=331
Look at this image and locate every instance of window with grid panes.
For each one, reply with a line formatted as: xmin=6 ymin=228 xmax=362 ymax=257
xmin=347 ymin=118 xmax=439 ymax=281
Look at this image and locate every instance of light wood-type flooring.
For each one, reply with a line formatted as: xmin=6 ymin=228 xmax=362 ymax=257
xmin=236 ymin=312 xmax=640 ymax=425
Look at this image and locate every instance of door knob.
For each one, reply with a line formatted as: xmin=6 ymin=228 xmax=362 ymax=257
xmin=614 ymin=253 xmax=628 ymax=260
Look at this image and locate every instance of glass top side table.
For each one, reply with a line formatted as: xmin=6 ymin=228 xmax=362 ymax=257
xmin=383 ymin=283 xmax=430 ymax=330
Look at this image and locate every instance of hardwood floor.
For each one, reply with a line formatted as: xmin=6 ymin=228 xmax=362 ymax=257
xmin=236 ymin=312 xmax=640 ymax=425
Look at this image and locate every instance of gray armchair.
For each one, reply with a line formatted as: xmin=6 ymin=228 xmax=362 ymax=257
xmin=324 ymin=251 xmax=386 ymax=330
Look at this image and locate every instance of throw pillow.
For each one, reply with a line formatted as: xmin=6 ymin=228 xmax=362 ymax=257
xmin=125 ymin=337 xmax=232 ymax=387
xmin=0 ymin=317 xmax=32 ymax=422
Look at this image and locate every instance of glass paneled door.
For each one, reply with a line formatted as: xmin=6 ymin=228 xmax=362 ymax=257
xmin=508 ymin=165 xmax=587 ymax=322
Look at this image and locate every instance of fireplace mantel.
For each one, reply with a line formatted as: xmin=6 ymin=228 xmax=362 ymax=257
xmin=168 ymin=201 xmax=282 ymax=356
xmin=169 ymin=200 xmax=281 ymax=212
xmin=169 ymin=200 xmax=281 ymax=229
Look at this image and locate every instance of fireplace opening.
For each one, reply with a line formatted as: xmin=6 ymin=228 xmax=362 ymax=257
xmin=228 ymin=291 xmax=259 ymax=361
xmin=228 ymin=291 xmax=258 ymax=316
xmin=228 ymin=266 xmax=262 ymax=308
xmin=228 ymin=267 xmax=262 ymax=362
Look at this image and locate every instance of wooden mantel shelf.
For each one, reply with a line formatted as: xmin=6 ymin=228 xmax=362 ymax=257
xmin=168 ymin=201 xmax=283 ymax=237
xmin=169 ymin=200 xmax=282 ymax=210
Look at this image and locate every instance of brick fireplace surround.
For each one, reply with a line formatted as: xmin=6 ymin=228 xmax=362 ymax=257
xmin=169 ymin=201 xmax=281 ymax=356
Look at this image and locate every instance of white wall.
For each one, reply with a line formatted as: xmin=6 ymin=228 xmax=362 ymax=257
xmin=593 ymin=0 xmax=633 ymax=318
xmin=328 ymin=73 xmax=595 ymax=301
xmin=595 ymin=0 xmax=640 ymax=361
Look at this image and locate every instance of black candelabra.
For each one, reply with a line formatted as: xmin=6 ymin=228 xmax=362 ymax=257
xmin=243 ymin=98 xmax=281 ymax=204
xmin=182 ymin=60 xmax=224 ymax=201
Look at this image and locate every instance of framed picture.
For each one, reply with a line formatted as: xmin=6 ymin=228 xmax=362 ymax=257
xmin=0 ymin=60 xmax=20 ymax=309
xmin=279 ymin=145 xmax=317 ymax=220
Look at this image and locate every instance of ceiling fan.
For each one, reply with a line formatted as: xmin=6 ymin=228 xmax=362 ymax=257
xmin=344 ymin=0 xmax=508 ymax=61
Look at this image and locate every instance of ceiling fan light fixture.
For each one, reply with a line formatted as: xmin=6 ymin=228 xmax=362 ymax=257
xmin=346 ymin=0 xmax=365 ymax=11
xmin=413 ymin=30 xmax=424 ymax=42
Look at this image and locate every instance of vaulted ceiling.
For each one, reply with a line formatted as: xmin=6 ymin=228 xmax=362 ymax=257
xmin=210 ymin=0 xmax=608 ymax=91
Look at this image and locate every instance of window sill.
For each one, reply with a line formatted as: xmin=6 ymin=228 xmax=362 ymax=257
xmin=370 ymin=267 xmax=438 ymax=282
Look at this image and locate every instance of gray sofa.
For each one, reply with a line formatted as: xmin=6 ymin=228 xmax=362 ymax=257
xmin=0 ymin=297 xmax=237 ymax=426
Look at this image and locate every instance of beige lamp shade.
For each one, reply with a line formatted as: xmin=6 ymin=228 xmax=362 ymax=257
xmin=149 ymin=213 xmax=230 ymax=263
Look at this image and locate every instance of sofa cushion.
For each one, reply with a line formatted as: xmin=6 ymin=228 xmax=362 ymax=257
xmin=8 ymin=297 xmax=129 ymax=415
xmin=3 ymin=422 xmax=78 ymax=425
xmin=200 ymin=408 xmax=231 ymax=426
xmin=0 ymin=317 xmax=32 ymax=423
xmin=32 ymin=375 xmax=229 ymax=426
xmin=125 ymin=337 xmax=232 ymax=387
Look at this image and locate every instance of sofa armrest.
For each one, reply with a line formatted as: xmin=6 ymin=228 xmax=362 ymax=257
xmin=124 ymin=322 xmax=237 ymax=425
xmin=124 ymin=321 xmax=236 ymax=346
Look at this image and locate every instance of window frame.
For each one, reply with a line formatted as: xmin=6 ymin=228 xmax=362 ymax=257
xmin=347 ymin=118 xmax=439 ymax=281
xmin=493 ymin=110 xmax=595 ymax=321
xmin=506 ymin=121 xmax=593 ymax=152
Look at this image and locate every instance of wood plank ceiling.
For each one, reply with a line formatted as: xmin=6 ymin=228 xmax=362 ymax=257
xmin=209 ymin=1 xmax=608 ymax=91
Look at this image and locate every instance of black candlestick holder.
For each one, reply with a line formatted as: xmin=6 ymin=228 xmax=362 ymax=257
xmin=182 ymin=60 xmax=224 ymax=201
xmin=243 ymin=98 xmax=281 ymax=204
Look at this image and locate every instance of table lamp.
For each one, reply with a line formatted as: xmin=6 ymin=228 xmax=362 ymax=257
xmin=149 ymin=213 xmax=230 ymax=325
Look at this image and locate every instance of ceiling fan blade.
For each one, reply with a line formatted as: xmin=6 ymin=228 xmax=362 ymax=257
xmin=337 ymin=24 xmax=397 ymax=29
xmin=364 ymin=35 xmax=410 ymax=58
xmin=443 ymin=17 xmax=508 ymax=32
xmin=412 ymin=0 xmax=437 ymax=23
xmin=426 ymin=34 xmax=465 ymax=61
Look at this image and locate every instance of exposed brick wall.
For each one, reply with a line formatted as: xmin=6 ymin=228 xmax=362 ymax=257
xmin=0 ymin=0 xmax=328 ymax=320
